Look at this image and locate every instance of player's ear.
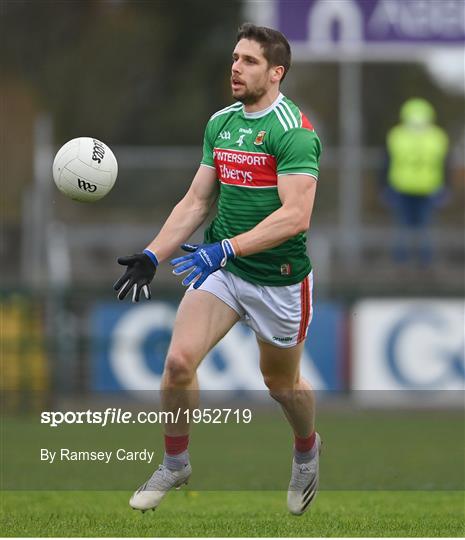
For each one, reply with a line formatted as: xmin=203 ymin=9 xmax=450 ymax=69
xmin=270 ymin=65 xmax=284 ymax=84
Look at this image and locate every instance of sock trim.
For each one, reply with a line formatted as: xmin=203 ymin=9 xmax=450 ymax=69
xmin=294 ymin=431 xmax=316 ymax=453
xmin=165 ymin=434 xmax=189 ymax=455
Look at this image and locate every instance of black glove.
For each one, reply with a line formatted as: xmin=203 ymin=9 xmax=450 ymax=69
xmin=113 ymin=252 xmax=157 ymax=302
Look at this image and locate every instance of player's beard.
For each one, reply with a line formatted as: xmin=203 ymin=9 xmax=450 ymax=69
xmin=234 ymin=85 xmax=267 ymax=106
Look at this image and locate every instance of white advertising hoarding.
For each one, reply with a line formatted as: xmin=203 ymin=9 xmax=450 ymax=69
xmin=352 ymin=299 xmax=465 ymax=405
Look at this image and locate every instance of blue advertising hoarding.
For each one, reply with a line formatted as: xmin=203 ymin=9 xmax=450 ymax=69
xmin=277 ymin=0 xmax=465 ymax=45
xmin=90 ymin=301 xmax=345 ymax=392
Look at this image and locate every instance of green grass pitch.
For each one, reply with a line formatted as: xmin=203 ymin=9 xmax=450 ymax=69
xmin=1 ymin=490 xmax=464 ymax=536
xmin=1 ymin=408 xmax=463 ymax=536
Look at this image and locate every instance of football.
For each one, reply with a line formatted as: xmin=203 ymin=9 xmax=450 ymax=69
xmin=52 ymin=137 xmax=118 ymax=202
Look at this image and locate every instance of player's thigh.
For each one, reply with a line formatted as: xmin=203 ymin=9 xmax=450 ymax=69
xmin=167 ymin=289 xmax=240 ymax=370
xmin=258 ymin=338 xmax=305 ymax=387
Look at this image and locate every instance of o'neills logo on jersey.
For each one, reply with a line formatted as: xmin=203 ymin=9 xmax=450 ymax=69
xmin=213 ymin=148 xmax=277 ymax=188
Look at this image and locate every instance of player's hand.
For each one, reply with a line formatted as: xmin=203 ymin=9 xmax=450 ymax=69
xmin=113 ymin=250 xmax=158 ymax=302
xmin=170 ymin=240 xmax=236 ymax=289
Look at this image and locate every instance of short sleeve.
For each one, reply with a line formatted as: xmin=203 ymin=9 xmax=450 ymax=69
xmin=276 ymin=128 xmax=322 ymax=178
xmin=200 ymin=121 xmax=215 ymax=168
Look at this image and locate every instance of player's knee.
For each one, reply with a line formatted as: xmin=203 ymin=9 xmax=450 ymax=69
xmin=164 ymin=350 xmax=195 ymax=386
xmin=263 ymin=375 xmax=294 ymax=403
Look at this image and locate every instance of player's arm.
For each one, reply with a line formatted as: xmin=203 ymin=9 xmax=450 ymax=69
xmin=230 ymin=174 xmax=317 ymax=257
xmin=114 ymin=164 xmax=218 ymax=301
xmin=230 ymin=126 xmax=321 ymax=255
xmin=145 ymin=164 xmax=218 ymax=262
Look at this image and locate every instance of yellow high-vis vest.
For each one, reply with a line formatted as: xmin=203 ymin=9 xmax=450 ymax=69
xmin=387 ymin=124 xmax=448 ymax=196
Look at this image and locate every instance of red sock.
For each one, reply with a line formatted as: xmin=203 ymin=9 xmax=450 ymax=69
xmin=294 ymin=431 xmax=316 ymax=453
xmin=164 ymin=434 xmax=189 ymax=455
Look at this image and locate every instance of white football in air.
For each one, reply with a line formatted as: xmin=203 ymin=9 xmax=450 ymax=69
xmin=52 ymin=137 xmax=118 ymax=202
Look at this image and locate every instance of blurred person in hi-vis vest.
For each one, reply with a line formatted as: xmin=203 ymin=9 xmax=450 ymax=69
xmin=383 ymin=98 xmax=449 ymax=267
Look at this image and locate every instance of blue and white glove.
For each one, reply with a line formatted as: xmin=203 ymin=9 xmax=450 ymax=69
xmin=170 ymin=240 xmax=236 ymax=289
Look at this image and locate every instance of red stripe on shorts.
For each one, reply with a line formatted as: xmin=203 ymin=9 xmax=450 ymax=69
xmin=297 ymin=276 xmax=310 ymax=343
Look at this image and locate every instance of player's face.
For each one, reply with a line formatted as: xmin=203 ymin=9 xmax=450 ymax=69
xmin=231 ymin=39 xmax=275 ymax=105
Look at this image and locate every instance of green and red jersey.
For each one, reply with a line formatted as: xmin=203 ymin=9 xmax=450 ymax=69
xmin=201 ymin=93 xmax=321 ymax=286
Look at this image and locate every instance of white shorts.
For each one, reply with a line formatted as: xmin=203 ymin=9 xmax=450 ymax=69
xmin=187 ymin=269 xmax=313 ymax=348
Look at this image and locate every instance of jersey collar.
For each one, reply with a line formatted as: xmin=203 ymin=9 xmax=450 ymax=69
xmin=242 ymin=93 xmax=284 ymax=119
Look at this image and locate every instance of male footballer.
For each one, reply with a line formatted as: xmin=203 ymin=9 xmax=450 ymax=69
xmin=114 ymin=23 xmax=322 ymax=515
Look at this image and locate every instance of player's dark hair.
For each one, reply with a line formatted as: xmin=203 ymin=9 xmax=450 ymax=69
xmin=237 ymin=23 xmax=291 ymax=82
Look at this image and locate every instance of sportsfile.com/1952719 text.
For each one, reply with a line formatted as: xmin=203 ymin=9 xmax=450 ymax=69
xmin=40 ymin=408 xmax=253 ymax=428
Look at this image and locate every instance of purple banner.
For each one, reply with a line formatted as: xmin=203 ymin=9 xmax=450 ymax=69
xmin=278 ymin=0 xmax=465 ymax=45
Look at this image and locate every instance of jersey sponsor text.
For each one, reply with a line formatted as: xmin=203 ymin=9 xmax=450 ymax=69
xmin=214 ymin=148 xmax=277 ymax=187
